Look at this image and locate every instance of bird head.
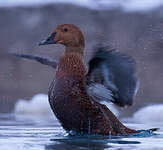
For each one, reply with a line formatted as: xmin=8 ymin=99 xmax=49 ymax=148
xmin=39 ymin=24 xmax=85 ymax=55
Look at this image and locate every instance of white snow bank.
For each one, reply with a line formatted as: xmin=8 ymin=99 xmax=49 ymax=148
xmin=0 ymin=0 xmax=163 ymax=12
xmin=131 ymin=104 xmax=163 ymax=124
xmin=14 ymin=93 xmax=163 ymax=125
xmin=14 ymin=93 xmax=56 ymax=122
xmin=14 ymin=93 xmax=119 ymax=123
xmin=121 ymin=0 xmax=163 ymax=12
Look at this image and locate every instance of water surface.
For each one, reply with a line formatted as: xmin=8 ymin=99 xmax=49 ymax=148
xmin=0 ymin=114 xmax=163 ymax=150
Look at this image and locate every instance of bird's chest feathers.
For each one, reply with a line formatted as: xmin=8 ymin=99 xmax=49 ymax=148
xmin=51 ymin=76 xmax=82 ymax=99
xmin=49 ymin=55 xmax=86 ymax=103
xmin=55 ymin=54 xmax=86 ymax=79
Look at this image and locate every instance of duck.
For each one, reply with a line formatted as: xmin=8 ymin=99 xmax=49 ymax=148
xmin=14 ymin=24 xmax=140 ymax=136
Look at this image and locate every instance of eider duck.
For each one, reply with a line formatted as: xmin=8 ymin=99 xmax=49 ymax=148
xmin=15 ymin=24 xmax=139 ymax=136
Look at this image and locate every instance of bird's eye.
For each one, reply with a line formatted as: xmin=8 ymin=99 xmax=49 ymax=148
xmin=64 ymin=28 xmax=68 ymax=32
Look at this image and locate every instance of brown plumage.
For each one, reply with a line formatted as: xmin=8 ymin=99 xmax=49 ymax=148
xmin=39 ymin=24 xmax=139 ymax=136
xmin=16 ymin=24 xmax=140 ymax=136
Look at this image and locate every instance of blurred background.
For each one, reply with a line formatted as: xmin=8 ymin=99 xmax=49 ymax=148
xmin=0 ymin=0 xmax=163 ymax=118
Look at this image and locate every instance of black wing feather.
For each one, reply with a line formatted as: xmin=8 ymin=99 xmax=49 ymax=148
xmin=12 ymin=53 xmax=57 ymax=69
xmin=86 ymin=47 xmax=139 ymax=107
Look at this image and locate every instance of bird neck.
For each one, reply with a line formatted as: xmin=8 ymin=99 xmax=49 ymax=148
xmin=65 ymin=46 xmax=85 ymax=56
xmin=56 ymin=53 xmax=87 ymax=79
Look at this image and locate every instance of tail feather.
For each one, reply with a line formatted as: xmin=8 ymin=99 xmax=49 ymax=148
xmin=148 ymin=128 xmax=159 ymax=132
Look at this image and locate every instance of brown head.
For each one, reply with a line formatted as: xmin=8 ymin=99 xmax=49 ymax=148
xmin=39 ymin=24 xmax=85 ymax=56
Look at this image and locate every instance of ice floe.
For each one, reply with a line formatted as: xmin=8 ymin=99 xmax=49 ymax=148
xmin=0 ymin=0 xmax=163 ymax=12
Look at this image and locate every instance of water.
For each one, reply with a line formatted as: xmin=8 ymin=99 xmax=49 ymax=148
xmin=0 ymin=114 xmax=163 ymax=150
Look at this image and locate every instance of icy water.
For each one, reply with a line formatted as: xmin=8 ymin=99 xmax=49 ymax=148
xmin=0 ymin=114 xmax=163 ymax=150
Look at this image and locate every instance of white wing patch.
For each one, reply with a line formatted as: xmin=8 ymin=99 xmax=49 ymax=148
xmin=86 ymin=83 xmax=114 ymax=102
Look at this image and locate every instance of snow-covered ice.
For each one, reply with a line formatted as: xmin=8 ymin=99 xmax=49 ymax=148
xmin=14 ymin=93 xmax=163 ymax=125
xmin=0 ymin=0 xmax=163 ymax=12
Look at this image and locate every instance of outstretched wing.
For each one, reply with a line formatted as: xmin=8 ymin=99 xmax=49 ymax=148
xmin=85 ymin=47 xmax=139 ymax=107
xmin=12 ymin=53 xmax=58 ymax=69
